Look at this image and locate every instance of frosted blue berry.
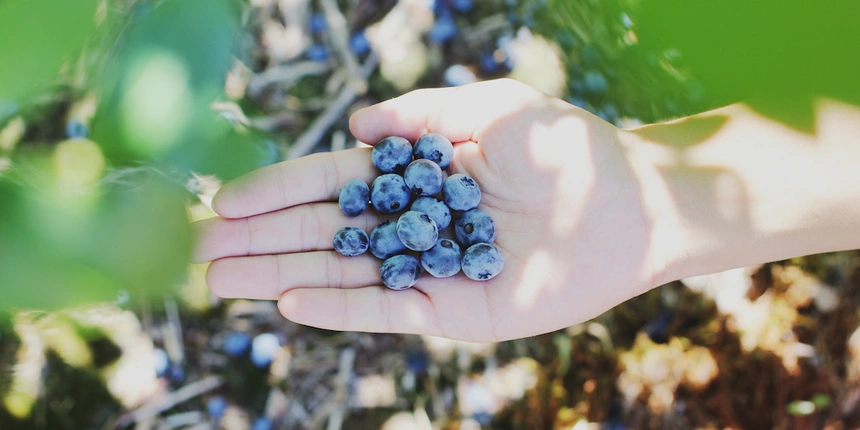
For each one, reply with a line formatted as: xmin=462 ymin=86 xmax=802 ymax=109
xmin=309 ymin=13 xmax=327 ymax=34
xmin=223 ymin=331 xmax=252 ymax=357
xmin=371 ymin=174 xmax=411 ymax=214
xmin=152 ymin=348 xmax=169 ymax=377
xmin=207 ymin=396 xmax=228 ymax=420
xmin=252 ymin=418 xmax=273 ymax=430
xmin=371 ymin=136 xmax=412 ymax=173
xmin=66 ymin=119 xmax=87 ymax=139
xmin=396 ymin=211 xmax=438 ymax=252
xmin=420 ymin=238 xmax=462 ymax=278
xmin=442 ymin=173 xmax=481 ymax=211
xmin=369 ymin=220 xmax=407 ymax=259
xmin=428 ymin=14 xmax=456 ymax=44
xmin=410 ymin=197 xmax=451 ymax=231
xmin=455 ymin=209 xmax=496 ymax=247
xmin=462 ymin=243 xmax=504 ymax=281
xmin=380 ymin=254 xmax=420 ymax=290
xmin=306 ymin=44 xmax=329 ymax=62
xmin=349 ymin=31 xmax=370 ymax=55
xmin=413 ymin=133 xmax=453 ymax=169
xmin=333 ymin=227 xmax=369 ymax=257
xmin=338 ymin=178 xmax=370 ymax=216
xmin=251 ymin=333 xmax=280 ymax=368
xmin=404 ymin=159 xmax=444 ymax=196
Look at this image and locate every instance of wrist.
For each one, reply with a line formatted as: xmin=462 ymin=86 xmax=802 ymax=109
xmin=622 ymin=101 xmax=860 ymax=285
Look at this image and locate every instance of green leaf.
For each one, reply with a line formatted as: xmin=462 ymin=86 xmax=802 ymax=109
xmin=0 ymin=0 xmax=99 ymax=102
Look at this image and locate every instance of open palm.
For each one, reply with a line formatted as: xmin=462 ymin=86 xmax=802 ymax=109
xmin=195 ymin=79 xmax=666 ymax=342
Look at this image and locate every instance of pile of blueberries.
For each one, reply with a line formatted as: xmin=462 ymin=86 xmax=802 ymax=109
xmin=333 ymin=134 xmax=504 ymax=290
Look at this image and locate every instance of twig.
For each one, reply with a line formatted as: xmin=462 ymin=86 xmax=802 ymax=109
xmin=163 ymin=299 xmax=185 ymax=365
xmin=286 ymin=53 xmax=378 ymax=159
xmin=247 ymin=61 xmax=332 ymax=95
xmin=325 ymin=347 xmax=355 ymax=430
xmin=117 ymin=376 xmax=223 ymax=427
xmin=319 ymin=0 xmax=366 ymax=93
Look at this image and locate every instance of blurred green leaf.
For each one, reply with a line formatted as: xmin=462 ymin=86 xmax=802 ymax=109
xmin=0 ymin=173 xmax=192 ymax=310
xmin=0 ymin=0 xmax=98 ymax=102
xmin=93 ymin=0 xmax=262 ymax=180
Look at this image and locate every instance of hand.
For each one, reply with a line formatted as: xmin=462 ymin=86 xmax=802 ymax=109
xmin=194 ymin=79 xmax=669 ymax=342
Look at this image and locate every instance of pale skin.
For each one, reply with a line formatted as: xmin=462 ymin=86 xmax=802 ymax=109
xmin=194 ymin=79 xmax=860 ymax=342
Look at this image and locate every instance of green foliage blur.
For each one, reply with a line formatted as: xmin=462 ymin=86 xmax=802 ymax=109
xmin=0 ymin=0 xmax=267 ymax=309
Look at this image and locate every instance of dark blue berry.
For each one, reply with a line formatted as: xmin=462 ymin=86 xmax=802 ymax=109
xmin=169 ymin=364 xmax=186 ymax=384
xmin=480 ymin=52 xmax=499 ymax=73
xmin=306 ymin=44 xmax=329 ymax=62
xmin=65 ymin=118 xmax=87 ymax=139
xmin=251 ymin=333 xmax=280 ymax=368
xmin=252 ymin=418 xmax=273 ymax=430
xmin=404 ymin=159 xmax=444 ymax=196
xmin=222 ymin=331 xmax=252 ymax=357
xmin=207 ymin=396 xmax=228 ymax=420
xmin=380 ymin=254 xmax=420 ymax=290
xmin=455 ymin=208 xmax=496 ymax=247
xmin=371 ymin=173 xmax=411 ymax=214
xmin=413 ymin=133 xmax=454 ymax=169
xmin=450 ymin=0 xmax=473 ymax=13
xmin=369 ymin=220 xmax=407 ymax=259
xmin=338 ymin=178 xmax=370 ymax=216
xmin=371 ymin=136 xmax=413 ymax=173
xmin=410 ymin=197 xmax=451 ymax=231
xmin=349 ymin=31 xmax=370 ymax=55
xmin=309 ymin=13 xmax=327 ymax=34
xmin=396 ymin=211 xmax=438 ymax=251
xmin=420 ymin=238 xmax=462 ymax=278
xmin=333 ymin=227 xmax=369 ymax=257
xmin=427 ymin=14 xmax=457 ymax=44
xmin=442 ymin=173 xmax=481 ymax=211
xmin=461 ymin=243 xmax=504 ymax=281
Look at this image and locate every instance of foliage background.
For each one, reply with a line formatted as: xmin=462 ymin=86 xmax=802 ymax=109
xmin=0 ymin=0 xmax=858 ymax=428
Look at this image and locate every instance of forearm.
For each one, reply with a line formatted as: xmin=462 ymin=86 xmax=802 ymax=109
xmin=620 ymin=100 xmax=860 ymax=285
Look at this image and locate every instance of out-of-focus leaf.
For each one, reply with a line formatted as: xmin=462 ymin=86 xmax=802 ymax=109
xmin=93 ymin=0 xmax=262 ymax=180
xmin=637 ymin=0 xmax=860 ymax=131
xmin=0 ymin=173 xmax=192 ymax=310
xmin=0 ymin=0 xmax=98 ymax=102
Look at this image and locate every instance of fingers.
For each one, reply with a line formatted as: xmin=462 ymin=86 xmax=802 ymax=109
xmin=192 ymin=203 xmax=384 ymax=264
xmin=278 ymin=287 xmax=446 ymax=337
xmin=277 ymin=280 xmax=503 ymax=341
xmin=348 ymin=78 xmax=545 ymax=145
xmin=211 ymin=148 xmax=377 ymax=219
xmin=206 ymin=252 xmax=381 ymax=300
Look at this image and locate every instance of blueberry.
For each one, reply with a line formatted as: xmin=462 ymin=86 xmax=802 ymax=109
xmin=152 ymin=348 xmax=169 ymax=377
xmin=480 ymin=52 xmax=499 ymax=73
xmin=371 ymin=174 xmax=411 ymax=214
xmin=450 ymin=0 xmax=473 ymax=13
xmin=65 ymin=118 xmax=87 ymax=139
xmin=583 ymin=70 xmax=608 ymax=94
xmin=410 ymin=197 xmax=451 ymax=231
xmin=380 ymin=254 xmax=420 ymax=290
xmin=251 ymin=333 xmax=280 ymax=368
xmin=404 ymin=159 xmax=444 ymax=196
xmin=443 ymin=64 xmax=476 ymax=87
xmin=338 ymin=178 xmax=370 ymax=216
xmin=461 ymin=243 xmax=504 ymax=281
xmin=396 ymin=211 xmax=439 ymax=251
xmin=427 ymin=14 xmax=457 ymax=44
xmin=306 ymin=44 xmax=329 ymax=62
xmin=349 ymin=31 xmax=370 ymax=55
xmin=455 ymin=209 xmax=496 ymax=247
xmin=371 ymin=136 xmax=413 ymax=173
xmin=420 ymin=238 xmax=462 ymax=278
xmin=413 ymin=133 xmax=454 ymax=169
xmin=309 ymin=13 xmax=327 ymax=34
xmin=222 ymin=331 xmax=252 ymax=357
xmin=369 ymin=220 xmax=407 ymax=259
xmin=252 ymin=418 xmax=273 ymax=430
xmin=169 ymin=364 xmax=186 ymax=384
xmin=333 ymin=227 xmax=369 ymax=257
xmin=442 ymin=173 xmax=481 ymax=211
xmin=207 ymin=396 xmax=228 ymax=420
